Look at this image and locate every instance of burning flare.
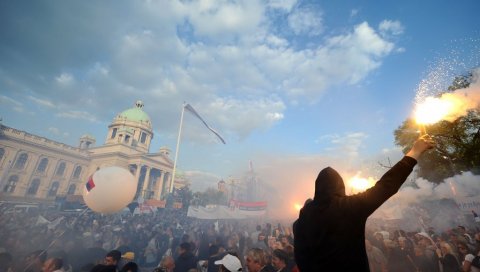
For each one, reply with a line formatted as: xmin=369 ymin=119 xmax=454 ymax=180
xmin=414 ymin=96 xmax=455 ymax=125
xmin=414 ymin=79 xmax=480 ymax=125
xmin=347 ymin=175 xmax=375 ymax=194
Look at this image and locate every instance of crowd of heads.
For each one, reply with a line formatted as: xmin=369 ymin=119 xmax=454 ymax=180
xmin=0 ymin=203 xmax=479 ymax=272
xmin=365 ymin=225 xmax=480 ymax=271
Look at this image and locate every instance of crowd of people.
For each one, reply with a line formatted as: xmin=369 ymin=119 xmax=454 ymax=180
xmin=0 ymin=204 xmax=479 ymax=272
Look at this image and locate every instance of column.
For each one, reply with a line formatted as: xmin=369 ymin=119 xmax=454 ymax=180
xmin=134 ymin=164 xmax=142 ymax=199
xmin=142 ymin=166 xmax=151 ymax=198
xmin=155 ymin=170 xmax=165 ymax=199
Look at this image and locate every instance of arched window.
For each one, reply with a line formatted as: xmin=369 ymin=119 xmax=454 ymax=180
xmin=14 ymin=153 xmax=28 ymax=170
xmin=0 ymin=148 xmax=5 ymax=162
xmin=72 ymin=166 xmax=82 ymax=179
xmin=27 ymin=178 xmax=41 ymax=195
xmin=48 ymin=181 xmax=59 ymax=197
xmin=3 ymin=175 xmax=18 ymax=193
xmin=55 ymin=162 xmax=66 ymax=177
xmin=111 ymin=128 xmax=117 ymax=139
xmin=36 ymin=158 xmax=49 ymax=174
xmin=67 ymin=184 xmax=76 ymax=195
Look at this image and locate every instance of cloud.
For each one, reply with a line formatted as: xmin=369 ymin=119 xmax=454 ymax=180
xmin=28 ymin=96 xmax=55 ymax=108
xmin=183 ymin=0 xmax=266 ymax=41
xmin=0 ymin=1 xmax=402 ymax=143
xmin=55 ymin=73 xmax=75 ymax=85
xmin=287 ymin=6 xmax=324 ymax=36
xmin=56 ymin=110 xmax=99 ymax=123
xmin=317 ymin=132 xmax=369 ymax=159
xmin=182 ymin=97 xmax=286 ymax=142
xmin=0 ymin=95 xmax=24 ymax=110
xmin=350 ymin=9 xmax=359 ymax=18
xmin=266 ymin=0 xmax=298 ymax=12
xmin=48 ymin=127 xmax=60 ymax=135
xmin=379 ymin=20 xmax=404 ymax=36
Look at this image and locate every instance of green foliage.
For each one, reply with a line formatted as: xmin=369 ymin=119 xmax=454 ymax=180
xmin=394 ymin=71 xmax=480 ymax=183
xmin=192 ymin=187 xmax=228 ymax=206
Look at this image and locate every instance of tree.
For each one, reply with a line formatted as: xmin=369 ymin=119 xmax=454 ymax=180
xmin=194 ymin=187 xmax=228 ymax=206
xmin=394 ymin=71 xmax=480 ymax=182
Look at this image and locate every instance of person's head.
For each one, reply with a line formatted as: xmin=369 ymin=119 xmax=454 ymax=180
xmin=271 ymin=249 xmax=288 ymax=270
xmin=439 ymin=242 xmax=453 ymax=255
xmin=214 ymin=254 xmax=243 ymax=272
xmin=179 ymin=242 xmax=191 ymax=254
xmin=105 ymin=250 xmax=121 ymax=266
xmin=119 ymin=261 xmax=138 ymax=272
xmin=457 ymin=226 xmax=467 ymax=234
xmin=314 ymin=167 xmax=345 ymax=202
xmin=246 ymin=248 xmax=267 ymax=272
xmin=280 ymin=236 xmax=290 ymax=246
xmin=42 ymin=257 xmax=63 ymax=272
xmin=257 ymin=233 xmax=266 ymax=241
xmin=209 ymin=244 xmax=219 ymax=256
xmin=414 ymin=245 xmax=426 ymax=256
xmin=456 ymin=241 xmax=470 ymax=255
xmin=159 ymin=255 xmax=175 ymax=272
xmin=89 ymin=264 xmax=117 ymax=272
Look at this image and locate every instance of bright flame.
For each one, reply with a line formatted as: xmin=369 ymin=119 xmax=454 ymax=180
xmin=347 ymin=175 xmax=375 ymax=193
xmin=414 ymin=96 xmax=454 ymax=125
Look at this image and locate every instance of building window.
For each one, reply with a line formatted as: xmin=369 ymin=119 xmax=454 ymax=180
xmin=125 ymin=135 xmax=130 ymax=143
xmin=36 ymin=158 xmax=49 ymax=174
xmin=111 ymin=128 xmax=117 ymax=139
xmin=3 ymin=175 xmax=18 ymax=193
xmin=14 ymin=153 xmax=28 ymax=170
xmin=72 ymin=166 xmax=82 ymax=179
xmin=48 ymin=181 xmax=59 ymax=197
xmin=55 ymin=162 xmax=66 ymax=177
xmin=140 ymin=132 xmax=147 ymax=143
xmin=67 ymin=184 xmax=76 ymax=195
xmin=0 ymin=148 xmax=4 ymax=162
xmin=27 ymin=178 xmax=41 ymax=195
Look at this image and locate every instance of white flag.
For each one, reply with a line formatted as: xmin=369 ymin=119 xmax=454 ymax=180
xmin=184 ymin=103 xmax=226 ymax=144
xmin=36 ymin=215 xmax=50 ymax=225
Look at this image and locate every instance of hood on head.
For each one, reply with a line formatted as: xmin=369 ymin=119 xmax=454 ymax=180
xmin=313 ymin=167 xmax=345 ymax=201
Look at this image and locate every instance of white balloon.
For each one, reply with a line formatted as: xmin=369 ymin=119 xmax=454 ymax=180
xmin=83 ymin=166 xmax=137 ymax=214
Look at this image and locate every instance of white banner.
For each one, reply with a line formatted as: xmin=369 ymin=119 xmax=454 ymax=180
xmin=187 ymin=205 xmax=265 ymax=219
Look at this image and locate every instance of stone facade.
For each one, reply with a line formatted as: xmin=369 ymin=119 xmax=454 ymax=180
xmin=0 ymin=101 xmax=187 ymax=204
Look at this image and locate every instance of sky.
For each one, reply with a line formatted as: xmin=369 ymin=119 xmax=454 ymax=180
xmin=1 ymin=0 xmax=479 ymax=219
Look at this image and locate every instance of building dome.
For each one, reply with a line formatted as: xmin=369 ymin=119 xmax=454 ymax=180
xmin=117 ymin=100 xmax=151 ymax=125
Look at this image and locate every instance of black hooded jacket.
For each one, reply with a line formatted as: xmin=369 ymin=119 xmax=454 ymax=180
xmin=293 ymin=156 xmax=417 ymax=272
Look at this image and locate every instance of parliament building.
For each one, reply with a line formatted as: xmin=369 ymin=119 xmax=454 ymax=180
xmin=0 ymin=101 xmax=188 ymax=206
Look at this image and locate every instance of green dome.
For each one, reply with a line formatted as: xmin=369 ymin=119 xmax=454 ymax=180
xmin=118 ymin=100 xmax=151 ymax=124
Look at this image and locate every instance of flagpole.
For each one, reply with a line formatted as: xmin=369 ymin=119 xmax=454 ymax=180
xmin=170 ymin=103 xmax=186 ymax=193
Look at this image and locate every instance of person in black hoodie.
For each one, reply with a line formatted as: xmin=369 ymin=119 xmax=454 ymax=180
xmin=293 ymin=135 xmax=434 ymax=272
xmin=173 ymin=242 xmax=197 ymax=272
